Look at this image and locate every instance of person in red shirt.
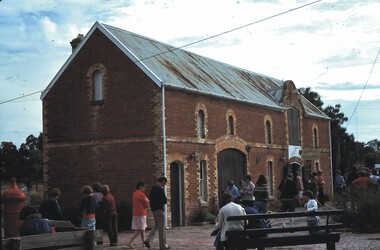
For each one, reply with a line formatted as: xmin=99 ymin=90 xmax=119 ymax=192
xmin=352 ymin=172 xmax=372 ymax=190
xmin=127 ymin=181 xmax=149 ymax=249
xmin=101 ymin=185 xmax=118 ymax=247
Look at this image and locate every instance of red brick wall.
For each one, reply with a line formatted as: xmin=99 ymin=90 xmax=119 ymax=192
xmin=43 ymin=29 xmax=332 ymax=225
xmin=43 ymin=30 xmax=163 ymax=214
xmin=163 ymin=88 xmax=332 ymax=223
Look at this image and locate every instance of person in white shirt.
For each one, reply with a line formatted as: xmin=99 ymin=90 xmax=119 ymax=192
xmin=369 ymin=169 xmax=379 ymax=184
xmin=240 ymin=174 xmax=255 ymax=207
xmin=303 ymin=190 xmax=321 ymax=235
xmin=215 ymin=192 xmax=245 ymax=249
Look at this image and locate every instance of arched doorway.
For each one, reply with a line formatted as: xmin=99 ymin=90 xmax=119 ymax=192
xmin=283 ymin=162 xmax=303 ymax=179
xmin=290 ymin=162 xmax=302 ymax=178
xmin=217 ymin=149 xmax=246 ymax=207
xmin=170 ymin=161 xmax=184 ymax=227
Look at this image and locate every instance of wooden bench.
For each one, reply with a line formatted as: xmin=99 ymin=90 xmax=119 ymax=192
xmin=2 ymin=220 xmax=103 ymax=250
xmin=226 ymin=209 xmax=344 ymax=250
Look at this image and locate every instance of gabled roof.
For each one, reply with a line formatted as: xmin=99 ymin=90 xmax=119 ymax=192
xmin=41 ymin=22 xmax=328 ymax=119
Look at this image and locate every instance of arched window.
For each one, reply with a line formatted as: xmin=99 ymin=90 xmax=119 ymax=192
xmin=265 ymin=120 xmax=272 ymax=144
xmin=93 ymin=70 xmax=103 ymax=101
xmin=267 ymin=161 xmax=274 ymax=196
xmin=313 ymin=128 xmax=318 ymax=148
xmin=197 ymin=110 xmax=205 ymax=139
xmin=228 ymin=115 xmax=234 ymax=135
xmin=287 ymin=108 xmax=300 ymax=145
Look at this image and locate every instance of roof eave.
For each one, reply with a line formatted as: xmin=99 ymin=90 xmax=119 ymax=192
xmin=163 ymin=82 xmax=284 ymax=112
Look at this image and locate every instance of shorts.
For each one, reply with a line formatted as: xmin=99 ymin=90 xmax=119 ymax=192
xmin=131 ymin=216 xmax=147 ymax=230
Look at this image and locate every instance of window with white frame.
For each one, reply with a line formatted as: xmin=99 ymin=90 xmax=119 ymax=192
xmin=200 ymin=160 xmax=207 ymax=201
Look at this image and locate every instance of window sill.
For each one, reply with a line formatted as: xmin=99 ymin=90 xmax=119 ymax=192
xmin=91 ymin=100 xmax=104 ymax=106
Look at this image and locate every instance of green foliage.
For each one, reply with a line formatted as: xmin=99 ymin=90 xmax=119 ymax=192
xmin=191 ymin=209 xmax=217 ymax=223
xmin=303 ymin=87 xmax=324 ymax=110
xmin=191 ymin=209 xmax=208 ymax=222
xmin=302 ymin=88 xmax=380 ymax=174
xmin=0 ymin=133 xmax=43 ymax=181
xmin=333 ymin=188 xmax=380 ymax=232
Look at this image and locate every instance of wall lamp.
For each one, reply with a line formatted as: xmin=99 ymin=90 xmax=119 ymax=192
xmin=191 ymin=151 xmax=199 ymax=160
xmin=245 ymin=144 xmax=251 ymax=153
xmin=280 ymin=156 xmax=287 ymax=162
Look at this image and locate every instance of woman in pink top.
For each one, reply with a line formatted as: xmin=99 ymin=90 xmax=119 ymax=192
xmin=127 ymin=181 xmax=149 ymax=249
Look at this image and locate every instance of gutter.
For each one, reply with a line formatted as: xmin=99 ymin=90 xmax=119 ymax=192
xmin=328 ymin=120 xmax=334 ymax=197
xmin=162 ymin=83 xmax=285 ymax=112
xmin=162 ymin=85 xmax=168 ymax=227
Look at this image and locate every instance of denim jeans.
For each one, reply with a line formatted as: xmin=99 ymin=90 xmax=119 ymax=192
xmin=82 ymin=217 xmax=96 ymax=229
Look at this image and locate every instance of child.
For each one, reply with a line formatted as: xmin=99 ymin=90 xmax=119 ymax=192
xmin=303 ymin=190 xmax=320 ymax=234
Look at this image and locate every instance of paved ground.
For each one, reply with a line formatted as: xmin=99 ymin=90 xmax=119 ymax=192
xmin=103 ymin=219 xmax=380 ymax=250
xmin=101 ymin=201 xmax=380 ymax=250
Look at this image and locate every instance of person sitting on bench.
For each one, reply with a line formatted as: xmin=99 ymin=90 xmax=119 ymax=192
xmin=303 ymin=190 xmax=322 ymax=234
xmin=18 ymin=206 xmax=53 ymax=236
xmin=242 ymin=205 xmax=268 ymax=237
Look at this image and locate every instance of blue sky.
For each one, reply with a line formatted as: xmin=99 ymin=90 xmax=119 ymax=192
xmin=1 ymin=0 xmax=379 ymax=147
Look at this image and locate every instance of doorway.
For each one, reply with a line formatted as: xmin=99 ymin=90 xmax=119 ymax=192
xmin=170 ymin=161 xmax=184 ymax=227
xmin=217 ymin=149 xmax=246 ymax=207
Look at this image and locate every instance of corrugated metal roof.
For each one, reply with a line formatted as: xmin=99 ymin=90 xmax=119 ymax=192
xmin=41 ymin=22 xmax=329 ymax=119
xmin=103 ymin=24 xmax=284 ymax=110
xmin=301 ymin=95 xmax=329 ymax=119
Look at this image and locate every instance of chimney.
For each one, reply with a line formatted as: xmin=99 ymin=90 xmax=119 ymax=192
xmin=70 ymin=34 xmax=84 ymax=52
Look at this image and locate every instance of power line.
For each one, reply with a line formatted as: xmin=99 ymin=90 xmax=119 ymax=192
xmin=133 ymin=0 xmax=322 ymax=64
xmin=0 ymin=90 xmax=43 ymax=105
xmin=1 ymin=0 xmax=322 ymax=105
xmin=345 ymin=47 xmax=380 ymax=128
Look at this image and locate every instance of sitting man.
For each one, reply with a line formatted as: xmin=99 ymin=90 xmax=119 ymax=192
xmin=18 ymin=206 xmax=53 ymax=236
xmin=243 ymin=205 xmax=268 ymax=237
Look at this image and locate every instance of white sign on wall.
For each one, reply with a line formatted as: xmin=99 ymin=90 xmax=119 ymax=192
xmin=288 ymin=145 xmax=302 ymax=159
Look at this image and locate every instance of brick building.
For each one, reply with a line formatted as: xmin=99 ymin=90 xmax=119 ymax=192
xmin=41 ymin=22 xmax=332 ymax=226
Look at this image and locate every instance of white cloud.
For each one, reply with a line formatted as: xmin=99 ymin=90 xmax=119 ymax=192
xmin=40 ymin=16 xmax=58 ymax=41
xmin=1 ymin=0 xmax=379 ymax=146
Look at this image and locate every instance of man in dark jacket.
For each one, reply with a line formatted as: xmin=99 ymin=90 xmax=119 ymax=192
xmin=278 ymin=173 xmax=298 ymax=227
xmin=144 ymin=177 xmax=170 ymax=250
xmin=39 ymin=188 xmax=62 ymax=220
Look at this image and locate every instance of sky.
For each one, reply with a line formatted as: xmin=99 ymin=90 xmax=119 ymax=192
xmin=1 ymin=0 xmax=379 ymax=148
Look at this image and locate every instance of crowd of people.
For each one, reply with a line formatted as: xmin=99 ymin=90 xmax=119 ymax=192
xmin=215 ymin=174 xmax=271 ymax=249
xmin=15 ymin=166 xmax=379 ymax=249
xmin=17 ymin=177 xmax=170 ymax=249
xmin=335 ymin=167 xmax=380 ymax=195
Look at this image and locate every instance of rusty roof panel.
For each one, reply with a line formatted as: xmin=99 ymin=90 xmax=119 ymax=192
xmin=102 ymin=24 xmax=328 ymax=119
xmin=104 ymin=24 xmax=282 ymax=108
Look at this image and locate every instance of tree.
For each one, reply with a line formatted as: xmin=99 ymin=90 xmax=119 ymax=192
xmin=0 ymin=133 xmax=43 ymax=181
xmin=18 ymin=133 xmax=43 ymax=180
xmin=365 ymin=139 xmax=380 ymax=154
xmin=0 ymin=141 xmax=19 ymax=180
xmin=301 ymin=88 xmax=378 ymax=174
xmin=303 ymin=87 xmax=324 ymax=110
